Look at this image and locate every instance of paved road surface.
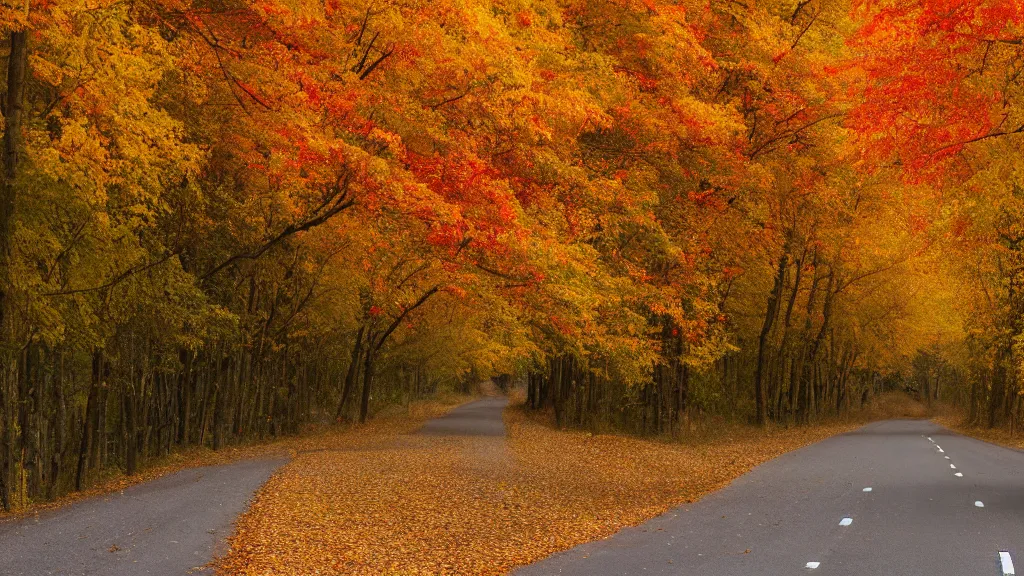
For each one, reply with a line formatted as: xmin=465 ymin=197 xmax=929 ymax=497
xmin=13 ymin=407 xmax=1007 ymax=576
xmin=517 ymin=419 xmax=1024 ymax=576
xmin=0 ymin=458 xmax=283 ymax=576
xmin=418 ymin=396 xmax=509 ymax=437
xmin=0 ymin=397 xmax=505 ymax=576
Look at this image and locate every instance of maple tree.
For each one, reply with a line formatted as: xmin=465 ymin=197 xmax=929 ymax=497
xmin=0 ymin=0 xmax=1021 ymax=512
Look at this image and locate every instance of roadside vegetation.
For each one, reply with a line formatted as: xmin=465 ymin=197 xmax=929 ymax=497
xmin=0 ymin=393 xmax=474 ymax=518
xmin=3 ymin=0 xmax=1024 ymax=515
xmin=935 ymin=411 xmax=1024 ymax=453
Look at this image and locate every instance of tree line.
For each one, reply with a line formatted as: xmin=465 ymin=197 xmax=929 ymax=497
xmin=3 ymin=0 xmax=1024 ymax=511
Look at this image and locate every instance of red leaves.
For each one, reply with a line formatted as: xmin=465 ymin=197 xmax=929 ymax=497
xmin=426 ymin=221 xmax=468 ymax=249
xmin=848 ymin=0 xmax=1024 ymax=178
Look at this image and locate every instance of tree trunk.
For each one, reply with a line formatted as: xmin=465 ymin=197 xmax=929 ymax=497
xmin=755 ymin=250 xmax=790 ymax=425
xmin=0 ymin=31 xmax=29 ymax=510
xmin=125 ymin=385 xmax=138 ymax=476
xmin=76 ymin=350 xmax=102 ymax=491
xmin=0 ymin=354 xmax=11 ymax=511
xmin=212 ymin=354 xmax=230 ymax=451
xmin=0 ymin=30 xmax=29 ymax=336
xmin=335 ymin=325 xmax=364 ymax=421
xmin=49 ymin=349 xmax=65 ymax=499
xmin=989 ymin=345 xmax=1008 ymax=429
xmin=358 ymin=348 xmax=375 ymax=424
xmin=177 ymin=350 xmax=192 ymax=445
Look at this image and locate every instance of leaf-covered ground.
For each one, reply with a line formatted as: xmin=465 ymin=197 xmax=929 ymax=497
xmin=216 ymin=406 xmax=862 ymax=575
xmin=0 ymin=395 xmax=473 ymax=522
xmin=934 ymin=413 xmax=1024 ymax=450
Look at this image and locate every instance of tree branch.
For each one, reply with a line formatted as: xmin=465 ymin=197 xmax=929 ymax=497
xmin=930 ymin=123 xmax=1024 ymax=156
xmin=44 ymin=251 xmax=179 ymax=297
xmin=201 ymin=176 xmax=354 ymax=281
xmin=373 ymin=285 xmax=439 ymax=352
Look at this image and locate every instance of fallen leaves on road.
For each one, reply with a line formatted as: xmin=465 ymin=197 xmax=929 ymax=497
xmin=0 ymin=394 xmax=473 ymax=522
xmin=216 ymin=406 xmax=859 ymax=575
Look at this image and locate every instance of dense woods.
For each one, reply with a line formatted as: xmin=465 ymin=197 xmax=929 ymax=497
xmin=2 ymin=0 xmax=1023 ymax=510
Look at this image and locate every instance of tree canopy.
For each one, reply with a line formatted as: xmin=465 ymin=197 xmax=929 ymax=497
xmin=2 ymin=0 xmax=1023 ymax=509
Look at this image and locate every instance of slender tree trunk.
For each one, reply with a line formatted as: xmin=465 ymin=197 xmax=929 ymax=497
xmin=335 ymin=325 xmax=364 ymax=421
xmin=48 ymin=349 xmax=65 ymax=498
xmin=76 ymin=350 xmax=102 ymax=491
xmin=0 ymin=30 xmax=28 ymax=333
xmin=93 ymin=366 xmax=108 ymax=470
xmin=0 ymin=30 xmax=29 ymax=511
xmin=177 ymin=350 xmax=192 ymax=445
xmin=989 ymin=345 xmax=1008 ymax=429
xmin=358 ymin=347 xmax=375 ymax=424
xmin=970 ymin=367 xmax=983 ymax=425
xmin=213 ymin=354 xmax=230 ymax=451
xmin=0 ymin=354 xmax=11 ymax=511
xmin=18 ymin=344 xmax=38 ymax=499
xmin=125 ymin=383 xmax=138 ymax=476
xmin=780 ymin=250 xmax=804 ymax=420
xmin=756 ymin=249 xmax=790 ymax=425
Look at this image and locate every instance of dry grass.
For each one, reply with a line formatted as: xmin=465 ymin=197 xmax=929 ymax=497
xmin=216 ymin=401 xmax=861 ymax=575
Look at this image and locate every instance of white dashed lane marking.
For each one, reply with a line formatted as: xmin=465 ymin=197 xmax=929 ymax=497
xmin=805 ymin=561 xmax=821 ymax=570
xmin=955 ymin=472 xmax=963 ymax=477
xmin=1000 ymin=551 xmax=1015 ymax=575
xmin=928 ymin=437 xmax=934 ymax=442
xmin=975 ymin=501 xmax=984 ymax=508
xmin=839 ymin=518 xmax=852 ymax=526
xmin=862 ymin=487 xmax=872 ymax=492
xmin=950 ymin=464 xmax=957 ymax=469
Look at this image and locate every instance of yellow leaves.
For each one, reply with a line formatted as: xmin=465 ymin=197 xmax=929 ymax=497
xmin=368 ymin=127 xmax=406 ymax=157
xmin=216 ymin=404 xmax=856 ymax=575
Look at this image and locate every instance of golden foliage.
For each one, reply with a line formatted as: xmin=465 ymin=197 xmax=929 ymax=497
xmin=216 ymin=404 xmax=859 ymax=575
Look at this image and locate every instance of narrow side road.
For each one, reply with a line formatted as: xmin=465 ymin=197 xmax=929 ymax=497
xmin=516 ymin=419 xmax=1024 ymax=576
xmin=418 ymin=396 xmax=509 ymax=437
xmin=0 ymin=458 xmax=284 ymax=576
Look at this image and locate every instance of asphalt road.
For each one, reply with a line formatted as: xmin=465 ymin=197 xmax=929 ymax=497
xmin=0 ymin=458 xmax=283 ymax=576
xmin=517 ymin=419 xmax=1024 ymax=576
xmin=418 ymin=396 xmax=509 ymax=437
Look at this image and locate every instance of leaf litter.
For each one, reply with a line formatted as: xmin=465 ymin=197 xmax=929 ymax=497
xmin=216 ymin=405 xmax=857 ymax=575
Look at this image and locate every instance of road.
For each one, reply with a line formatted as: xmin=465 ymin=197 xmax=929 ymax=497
xmin=0 ymin=397 xmax=505 ymax=576
xmin=5 ymin=408 xmax=1015 ymax=576
xmin=0 ymin=458 xmax=283 ymax=576
xmin=418 ymin=396 xmax=509 ymax=437
xmin=517 ymin=419 xmax=1024 ymax=576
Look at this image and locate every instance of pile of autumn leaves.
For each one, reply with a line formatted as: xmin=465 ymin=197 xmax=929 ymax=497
xmin=216 ymin=403 xmax=857 ymax=575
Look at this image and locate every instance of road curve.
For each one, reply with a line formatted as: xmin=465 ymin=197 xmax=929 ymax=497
xmin=0 ymin=458 xmax=284 ymax=576
xmin=516 ymin=419 xmax=1024 ymax=576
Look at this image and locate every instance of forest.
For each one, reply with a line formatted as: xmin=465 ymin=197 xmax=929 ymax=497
xmin=1 ymin=0 xmax=1022 ymax=511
